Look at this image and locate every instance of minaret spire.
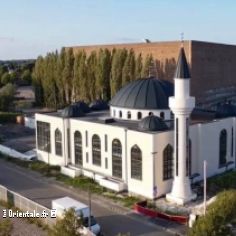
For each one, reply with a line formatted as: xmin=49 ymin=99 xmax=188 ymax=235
xmin=166 ymin=45 xmax=196 ymax=205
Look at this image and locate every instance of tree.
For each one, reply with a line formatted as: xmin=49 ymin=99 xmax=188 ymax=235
xmin=111 ymin=48 xmax=127 ymax=97
xmin=62 ymin=48 xmax=74 ymax=104
xmin=87 ymin=51 xmax=97 ymax=101
xmin=141 ymin=54 xmax=153 ymax=78
xmin=21 ymin=69 xmax=32 ymax=84
xmin=96 ymin=49 xmax=111 ymax=100
xmin=1 ymin=72 xmax=11 ymax=85
xmin=32 ymin=56 xmax=45 ymax=106
xmin=49 ymin=208 xmax=83 ymax=236
xmin=0 ymin=83 xmax=15 ymax=111
xmin=135 ymin=53 xmax=142 ymax=79
xmin=122 ymin=49 xmax=136 ymax=86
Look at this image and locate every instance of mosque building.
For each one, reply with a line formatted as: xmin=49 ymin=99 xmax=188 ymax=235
xmin=35 ymin=47 xmax=236 ymax=204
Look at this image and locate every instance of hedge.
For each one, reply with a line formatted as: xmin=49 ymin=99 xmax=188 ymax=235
xmin=0 ymin=112 xmax=20 ymax=123
xmin=188 ymin=190 xmax=236 ymax=236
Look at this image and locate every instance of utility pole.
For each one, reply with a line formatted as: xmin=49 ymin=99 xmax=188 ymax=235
xmin=88 ymin=184 xmax=91 ymax=230
xmin=203 ymin=160 xmax=207 ymax=215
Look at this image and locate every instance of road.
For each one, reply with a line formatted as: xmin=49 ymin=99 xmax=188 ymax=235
xmin=0 ymin=159 xmax=174 ymax=236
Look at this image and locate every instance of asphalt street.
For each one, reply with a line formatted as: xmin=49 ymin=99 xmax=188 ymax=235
xmin=0 ymin=159 xmax=175 ymax=236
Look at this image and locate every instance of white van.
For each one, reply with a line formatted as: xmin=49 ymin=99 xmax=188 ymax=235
xmin=52 ymin=197 xmax=101 ymax=235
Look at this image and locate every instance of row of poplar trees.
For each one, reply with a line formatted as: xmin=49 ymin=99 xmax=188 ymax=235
xmin=32 ymin=47 xmax=154 ymax=108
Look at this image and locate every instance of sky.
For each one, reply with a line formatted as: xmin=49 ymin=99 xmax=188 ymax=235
xmin=0 ymin=0 xmax=236 ymax=60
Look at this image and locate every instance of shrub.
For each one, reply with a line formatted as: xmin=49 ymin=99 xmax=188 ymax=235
xmin=0 ymin=219 xmax=13 ymax=236
xmin=0 ymin=112 xmax=20 ymax=123
xmin=188 ymin=190 xmax=236 ymax=236
xmin=48 ymin=208 xmax=83 ymax=236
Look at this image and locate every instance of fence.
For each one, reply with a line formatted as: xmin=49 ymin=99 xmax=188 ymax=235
xmin=0 ymin=184 xmax=55 ymax=226
xmin=0 ymin=185 xmax=95 ymax=235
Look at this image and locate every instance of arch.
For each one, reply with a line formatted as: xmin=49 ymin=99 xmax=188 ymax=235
xmin=74 ymin=131 xmax=83 ymax=166
xmin=112 ymin=139 xmax=122 ymax=178
xmin=163 ymin=144 xmax=173 ymax=180
xmin=160 ymin=112 xmax=165 ymax=119
xmin=92 ymin=134 xmax=101 ymax=166
xmin=127 ymin=111 xmax=131 ymax=119
xmin=131 ymin=145 xmax=142 ymax=180
xmin=219 ymin=129 xmax=227 ymax=167
xmin=55 ymin=128 xmax=62 ymax=156
xmin=119 ymin=111 xmax=122 ymax=118
xmin=137 ymin=112 xmax=142 ymax=120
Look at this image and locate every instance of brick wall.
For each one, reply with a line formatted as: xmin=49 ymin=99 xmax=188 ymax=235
xmin=69 ymin=40 xmax=236 ymax=102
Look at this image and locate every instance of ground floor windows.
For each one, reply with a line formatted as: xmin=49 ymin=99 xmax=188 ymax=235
xmin=112 ymin=139 xmax=122 ymax=178
xmin=131 ymin=145 xmax=142 ymax=180
xmin=74 ymin=131 xmax=83 ymax=166
xmin=163 ymin=144 xmax=173 ymax=180
xmin=37 ymin=121 xmax=51 ymax=153
xmin=92 ymin=134 xmax=101 ymax=166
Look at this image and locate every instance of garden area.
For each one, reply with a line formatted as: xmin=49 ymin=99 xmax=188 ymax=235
xmin=187 ymin=169 xmax=236 ymax=235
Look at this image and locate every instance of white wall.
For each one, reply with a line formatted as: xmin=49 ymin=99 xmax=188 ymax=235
xmin=35 ymin=114 xmax=66 ymax=166
xmin=70 ymin=118 xmax=127 ymax=181
xmin=193 ymin=118 xmax=235 ymax=178
xmin=126 ymin=130 xmax=155 ymax=198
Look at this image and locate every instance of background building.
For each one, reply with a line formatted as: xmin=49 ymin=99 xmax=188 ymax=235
xmin=70 ymin=40 xmax=236 ymax=108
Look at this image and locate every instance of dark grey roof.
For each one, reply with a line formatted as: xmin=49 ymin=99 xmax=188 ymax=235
xmin=215 ymin=103 xmax=236 ymax=118
xmin=73 ymin=101 xmax=90 ymax=113
xmin=110 ymin=77 xmax=173 ymax=109
xmin=175 ymin=47 xmax=191 ymax=79
xmin=138 ymin=115 xmax=168 ymax=132
xmin=89 ymin=99 xmax=109 ymax=111
xmin=61 ymin=104 xmax=85 ymax=118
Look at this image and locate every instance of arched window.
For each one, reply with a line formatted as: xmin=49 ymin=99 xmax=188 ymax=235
xmin=131 ymin=145 xmax=142 ymax=180
xmin=186 ymin=139 xmax=192 ymax=176
xmin=119 ymin=111 xmax=122 ymax=118
xmin=163 ymin=144 xmax=173 ymax=180
xmin=55 ymin=129 xmax=62 ymax=156
xmin=112 ymin=139 xmax=122 ymax=178
xmin=160 ymin=112 xmax=165 ymax=119
xmin=149 ymin=112 xmax=153 ymax=116
xmin=127 ymin=111 xmax=131 ymax=119
xmin=92 ymin=135 xmax=101 ymax=166
xmin=219 ymin=129 xmax=227 ymax=167
xmin=137 ymin=112 xmax=142 ymax=120
xmin=74 ymin=131 xmax=83 ymax=166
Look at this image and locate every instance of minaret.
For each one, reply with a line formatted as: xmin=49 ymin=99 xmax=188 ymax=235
xmin=166 ymin=46 xmax=196 ymax=205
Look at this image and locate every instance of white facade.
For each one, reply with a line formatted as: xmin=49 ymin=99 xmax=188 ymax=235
xmin=35 ymin=112 xmax=236 ymax=200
